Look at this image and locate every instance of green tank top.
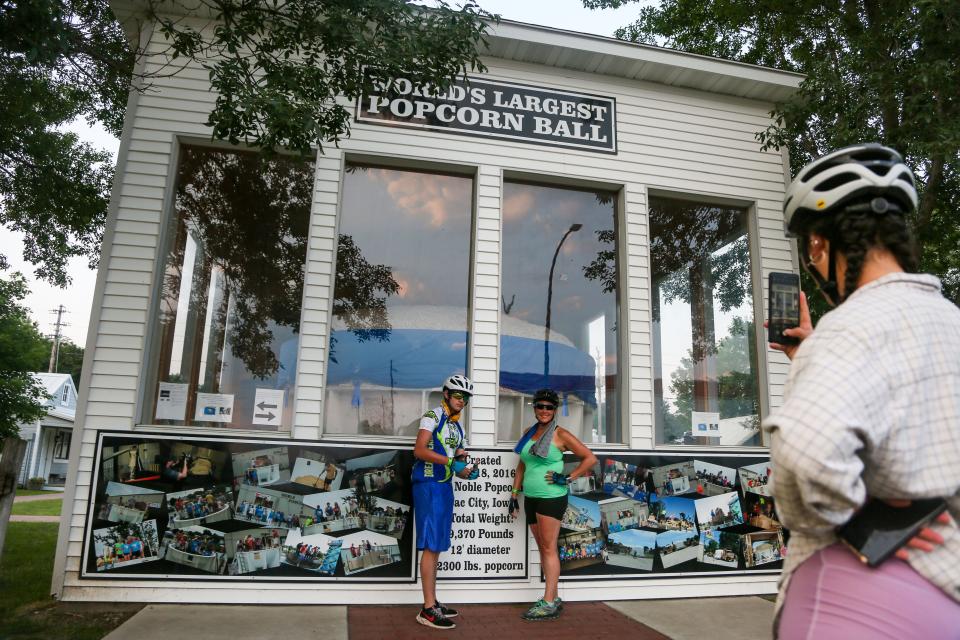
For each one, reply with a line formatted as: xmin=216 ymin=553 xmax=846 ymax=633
xmin=520 ymin=437 xmax=567 ymax=498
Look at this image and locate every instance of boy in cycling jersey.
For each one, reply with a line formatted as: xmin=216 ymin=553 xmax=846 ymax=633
xmin=411 ymin=374 xmax=478 ymax=630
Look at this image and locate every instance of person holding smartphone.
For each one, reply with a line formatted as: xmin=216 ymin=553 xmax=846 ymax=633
xmin=508 ymin=388 xmax=597 ymax=621
xmin=763 ymin=144 xmax=960 ymax=636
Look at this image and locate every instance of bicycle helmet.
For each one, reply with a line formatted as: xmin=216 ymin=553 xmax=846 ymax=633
xmin=532 ymin=388 xmax=560 ymax=407
xmin=783 ymin=143 xmax=918 ymax=237
xmin=443 ymin=374 xmax=473 ymax=396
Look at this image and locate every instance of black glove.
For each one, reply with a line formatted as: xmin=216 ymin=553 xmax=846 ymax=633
xmin=508 ymin=496 xmax=520 ymax=518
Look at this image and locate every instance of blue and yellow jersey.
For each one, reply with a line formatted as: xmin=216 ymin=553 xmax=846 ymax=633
xmin=411 ymin=405 xmax=466 ymax=483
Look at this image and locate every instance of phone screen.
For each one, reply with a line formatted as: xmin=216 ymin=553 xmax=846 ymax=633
xmin=768 ymin=273 xmax=800 ymax=345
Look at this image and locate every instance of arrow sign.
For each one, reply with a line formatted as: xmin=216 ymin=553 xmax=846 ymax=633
xmin=253 ymin=388 xmax=285 ymax=425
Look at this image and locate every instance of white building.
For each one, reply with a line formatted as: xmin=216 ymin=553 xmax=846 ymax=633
xmin=53 ymin=1 xmax=802 ymax=605
xmin=18 ymin=373 xmax=77 ymax=489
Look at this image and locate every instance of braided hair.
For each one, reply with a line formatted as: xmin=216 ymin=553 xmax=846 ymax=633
xmin=803 ymin=205 xmax=918 ymax=300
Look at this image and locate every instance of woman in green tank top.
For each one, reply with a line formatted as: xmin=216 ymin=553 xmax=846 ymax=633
xmin=508 ymin=389 xmax=597 ymax=621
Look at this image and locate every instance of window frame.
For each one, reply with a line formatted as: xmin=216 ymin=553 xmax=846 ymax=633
xmin=496 ymin=170 xmax=629 ymax=448
xmin=645 ymin=187 xmax=769 ymax=451
xmin=53 ymin=428 xmax=72 ymax=461
xmin=320 ymin=154 xmax=480 ymax=441
xmin=138 ymin=138 xmax=315 ymax=436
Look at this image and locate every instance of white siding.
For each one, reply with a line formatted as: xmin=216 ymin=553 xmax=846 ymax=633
xmin=57 ymin=16 xmax=791 ymax=603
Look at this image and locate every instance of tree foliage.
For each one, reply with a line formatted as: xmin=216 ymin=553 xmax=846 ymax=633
xmin=157 ymin=0 xmax=493 ymax=154
xmin=0 ymin=272 xmax=50 ymax=438
xmin=666 ymin=317 xmax=761 ymax=442
xmin=165 ymin=146 xmax=398 ymax=380
xmin=1 ymin=0 xmax=493 ymax=286
xmin=589 ymin=0 xmax=960 ymax=305
xmin=0 ymin=0 xmax=128 ymax=285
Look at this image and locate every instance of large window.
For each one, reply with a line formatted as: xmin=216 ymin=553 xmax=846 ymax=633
xmin=498 ymin=182 xmax=621 ymax=444
xmin=649 ymin=196 xmax=762 ymax=447
xmin=324 ymin=165 xmax=474 ymax=436
xmin=149 ymin=145 xmax=314 ymax=431
xmin=53 ymin=429 xmax=72 ymax=461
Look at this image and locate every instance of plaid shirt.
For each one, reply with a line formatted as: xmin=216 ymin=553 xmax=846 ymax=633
xmin=763 ymin=272 xmax=960 ymax=606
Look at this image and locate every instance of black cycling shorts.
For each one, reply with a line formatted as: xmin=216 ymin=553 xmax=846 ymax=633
xmin=524 ymin=494 xmax=568 ymax=525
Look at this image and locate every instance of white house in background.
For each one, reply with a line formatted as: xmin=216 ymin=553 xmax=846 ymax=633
xmin=17 ymin=372 xmax=77 ymax=489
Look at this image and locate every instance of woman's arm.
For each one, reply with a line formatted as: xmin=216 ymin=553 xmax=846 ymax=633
xmin=508 ymin=460 xmax=526 ymax=518
xmin=512 ymin=460 xmax=526 ymax=493
xmin=551 ymin=428 xmax=598 ymax=482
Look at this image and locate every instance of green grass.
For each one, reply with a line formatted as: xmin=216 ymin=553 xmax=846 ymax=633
xmin=0 ymin=522 xmax=140 ymax=639
xmin=13 ymin=490 xmax=63 ymax=497
xmin=11 ymin=499 xmax=62 ymax=517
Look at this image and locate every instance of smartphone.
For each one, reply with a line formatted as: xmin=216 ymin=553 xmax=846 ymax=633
xmin=837 ymin=498 xmax=948 ymax=567
xmin=768 ymin=272 xmax=801 ymax=345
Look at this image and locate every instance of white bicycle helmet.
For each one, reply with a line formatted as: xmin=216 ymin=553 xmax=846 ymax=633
xmin=443 ymin=374 xmax=473 ymax=396
xmin=783 ymin=143 xmax=918 ymax=237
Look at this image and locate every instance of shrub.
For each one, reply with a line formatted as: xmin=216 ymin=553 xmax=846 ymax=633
xmin=27 ymin=477 xmax=46 ymax=490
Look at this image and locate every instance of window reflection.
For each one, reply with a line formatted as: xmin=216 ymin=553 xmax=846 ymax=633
xmin=499 ymin=182 xmax=620 ymax=444
xmin=649 ymin=197 xmax=762 ymax=447
xmin=151 ymin=145 xmax=313 ymax=430
xmin=324 ymin=165 xmax=473 ymax=436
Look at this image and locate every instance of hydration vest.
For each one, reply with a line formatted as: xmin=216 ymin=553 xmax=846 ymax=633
xmin=411 ymin=408 xmax=464 ymax=483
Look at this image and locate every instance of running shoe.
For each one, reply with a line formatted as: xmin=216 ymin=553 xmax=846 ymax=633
xmin=521 ymin=599 xmax=560 ymax=620
xmin=417 ymin=606 xmax=456 ymax=629
xmin=554 ymin=597 xmax=563 ymax=610
xmin=435 ymin=601 xmax=459 ymax=618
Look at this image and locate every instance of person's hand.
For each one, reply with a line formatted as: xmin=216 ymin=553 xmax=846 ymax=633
xmin=466 ymin=466 xmax=480 ymax=481
xmin=508 ymin=496 xmax=520 ymax=519
xmin=765 ymin=290 xmax=814 ymax=360
xmin=450 ymin=459 xmax=468 ymax=475
xmin=546 ymin=471 xmax=568 ymax=485
xmin=882 ymin=498 xmax=951 ymax=560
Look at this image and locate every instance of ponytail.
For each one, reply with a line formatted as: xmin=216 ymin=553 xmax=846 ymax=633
xmin=806 ymin=207 xmax=918 ymax=299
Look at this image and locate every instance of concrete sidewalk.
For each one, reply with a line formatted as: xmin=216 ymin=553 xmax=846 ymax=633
xmin=104 ymin=597 xmax=774 ymax=640
xmin=14 ymin=492 xmax=64 ymax=502
xmin=9 ymin=514 xmax=60 ymax=522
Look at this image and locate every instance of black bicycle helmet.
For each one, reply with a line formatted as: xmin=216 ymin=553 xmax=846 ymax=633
xmin=532 ymin=389 xmax=560 ymax=406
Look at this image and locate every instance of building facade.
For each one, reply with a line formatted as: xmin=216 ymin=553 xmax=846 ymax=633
xmin=18 ymin=373 xmax=77 ymax=488
xmin=52 ymin=4 xmax=801 ymax=604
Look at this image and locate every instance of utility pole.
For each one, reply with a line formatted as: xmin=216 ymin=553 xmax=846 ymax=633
xmin=48 ymin=304 xmax=69 ymax=373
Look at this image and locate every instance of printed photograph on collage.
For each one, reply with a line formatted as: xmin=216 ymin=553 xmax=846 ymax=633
xmin=231 ymin=446 xmax=291 ymax=488
xmin=94 ymin=482 xmax=164 ymax=525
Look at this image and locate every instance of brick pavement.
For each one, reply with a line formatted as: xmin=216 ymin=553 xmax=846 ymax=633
xmin=347 ymin=602 xmax=670 ymax=640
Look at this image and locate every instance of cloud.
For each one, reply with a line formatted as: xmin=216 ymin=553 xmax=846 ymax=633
xmin=371 ymin=169 xmax=471 ymax=227
xmin=503 ymin=190 xmax=535 ymax=222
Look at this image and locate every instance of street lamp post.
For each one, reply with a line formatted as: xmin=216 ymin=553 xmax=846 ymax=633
xmin=544 ymin=223 xmax=582 ymax=379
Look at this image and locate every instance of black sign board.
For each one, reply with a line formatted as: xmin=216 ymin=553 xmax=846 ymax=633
xmin=356 ymin=72 xmax=617 ymax=154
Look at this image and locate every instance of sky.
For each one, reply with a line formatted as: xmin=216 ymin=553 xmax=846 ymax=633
xmin=0 ymin=0 xmax=652 ymax=347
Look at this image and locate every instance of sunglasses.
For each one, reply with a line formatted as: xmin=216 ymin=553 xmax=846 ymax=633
xmin=534 ymin=403 xmax=557 ymax=411
xmin=448 ymin=391 xmax=470 ymax=402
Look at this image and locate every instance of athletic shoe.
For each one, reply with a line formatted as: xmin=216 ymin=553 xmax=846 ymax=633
xmin=554 ymin=597 xmax=563 ymax=610
xmin=417 ymin=606 xmax=456 ymax=629
xmin=435 ymin=601 xmax=459 ymax=618
xmin=521 ymin=599 xmax=560 ymax=621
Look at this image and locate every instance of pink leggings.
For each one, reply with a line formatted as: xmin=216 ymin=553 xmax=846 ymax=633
xmin=778 ymin=544 xmax=960 ymax=639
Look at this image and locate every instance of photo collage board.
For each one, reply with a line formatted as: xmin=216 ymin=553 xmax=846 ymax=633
xmin=558 ymin=453 xmax=783 ymax=578
xmin=83 ymin=433 xmax=782 ymax=582
xmin=84 ymin=432 xmax=413 ymax=581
